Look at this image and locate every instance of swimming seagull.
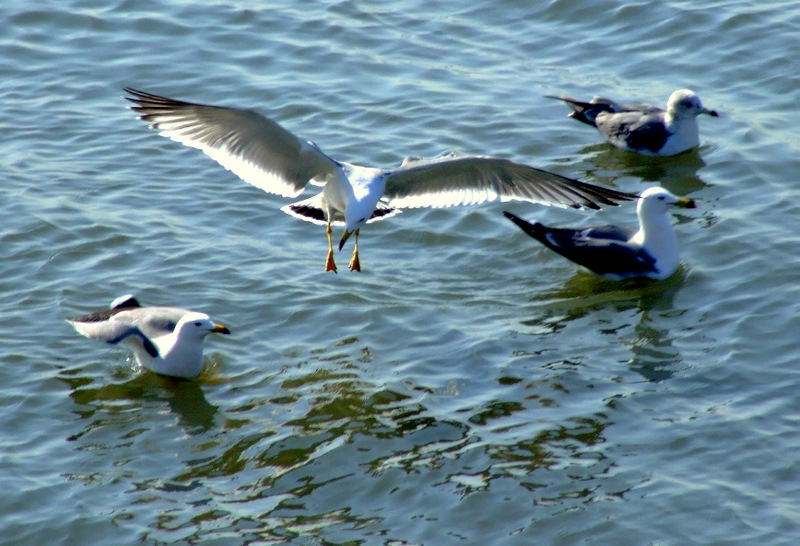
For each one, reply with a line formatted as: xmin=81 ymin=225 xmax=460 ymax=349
xmin=123 ymin=87 xmax=636 ymax=272
xmin=503 ymin=186 xmax=696 ymax=280
xmin=548 ymin=89 xmax=718 ymax=156
xmin=68 ymin=294 xmax=230 ymax=378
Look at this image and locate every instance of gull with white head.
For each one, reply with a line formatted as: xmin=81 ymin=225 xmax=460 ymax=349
xmin=548 ymin=89 xmax=718 ymax=156
xmin=124 ymin=88 xmax=636 ymax=272
xmin=504 ymin=187 xmax=696 ymax=280
xmin=68 ymin=295 xmax=230 ymax=378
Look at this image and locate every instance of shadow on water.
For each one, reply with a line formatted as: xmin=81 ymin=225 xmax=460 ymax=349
xmin=57 ymin=336 xmax=633 ymax=543
xmin=577 ymin=143 xmax=710 ymax=195
xmin=518 ymin=269 xmax=688 ymax=382
xmin=59 ymin=364 xmax=221 ymax=436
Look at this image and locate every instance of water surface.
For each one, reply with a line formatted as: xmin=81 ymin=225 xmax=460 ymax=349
xmin=2 ymin=0 xmax=800 ymax=543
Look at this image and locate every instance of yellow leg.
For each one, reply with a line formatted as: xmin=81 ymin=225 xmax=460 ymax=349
xmin=325 ymin=223 xmax=337 ymax=273
xmin=349 ymin=229 xmax=361 ymax=272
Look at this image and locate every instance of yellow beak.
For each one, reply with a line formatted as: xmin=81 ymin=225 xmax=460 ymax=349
xmin=338 ymin=230 xmax=352 ymax=251
xmin=676 ymin=197 xmax=697 ymax=209
xmin=212 ymin=323 xmax=231 ymax=335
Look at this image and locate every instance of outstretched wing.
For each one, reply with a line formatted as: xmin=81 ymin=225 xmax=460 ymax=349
xmin=382 ymin=155 xmax=636 ymax=210
xmin=124 ymin=88 xmax=340 ymax=198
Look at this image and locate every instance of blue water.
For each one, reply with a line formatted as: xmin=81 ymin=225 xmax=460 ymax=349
xmin=2 ymin=0 xmax=800 ymax=543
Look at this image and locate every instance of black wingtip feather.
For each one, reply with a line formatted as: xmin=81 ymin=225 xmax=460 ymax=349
xmin=142 ymin=336 xmax=159 ymax=358
xmin=503 ymin=211 xmax=546 ymax=240
xmin=287 ymin=203 xmax=327 ymax=223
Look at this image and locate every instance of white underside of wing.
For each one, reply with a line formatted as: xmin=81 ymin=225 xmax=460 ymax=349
xmin=386 ymin=189 xmax=487 ymax=208
xmin=386 ymin=186 xmax=557 ymax=209
xmin=158 ymin=129 xmax=306 ymax=199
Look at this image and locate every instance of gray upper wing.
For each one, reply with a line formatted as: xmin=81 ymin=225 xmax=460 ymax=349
xmin=541 ymin=225 xmax=657 ymax=277
xmin=569 ymin=240 xmax=657 ymax=277
xmin=596 ymin=111 xmax=672 ymax=153
xmin=115 ymin=307 xmax=189 ymax=339
xmin=577 ymin=224 xmax=637 ymax=242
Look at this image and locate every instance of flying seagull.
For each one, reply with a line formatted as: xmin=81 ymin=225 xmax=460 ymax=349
xmin=548 ymin=89 xmax=718 ymax=156
xmin=504 ymin=186 xmax=696 ymax=280
xmin=68 ymin=294 xmax=230 ymax=378
xmin=123 ymin=87 xmax=636 ymax=272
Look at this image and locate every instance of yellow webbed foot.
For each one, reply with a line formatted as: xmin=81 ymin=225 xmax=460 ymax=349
xmin=326 ymin=250 xmax=337 ymax=273
xmin=349 ymin=229 xmax=361 ymax=272
xmin=349 ymin=249 xmax=361 ymax=272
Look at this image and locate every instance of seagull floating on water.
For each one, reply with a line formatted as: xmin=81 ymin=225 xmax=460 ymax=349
xmin=124 ymin=87 xmax=636 ymax=272
xmin=548 ymin=89 xmax=718 ymax=156
xmin=504 ymin=187 xmax=696 ymax=280
xmin=68 ymin=294 xmax=230 ymax=378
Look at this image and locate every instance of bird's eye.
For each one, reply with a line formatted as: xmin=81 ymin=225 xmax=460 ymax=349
xmin=194 ymin=321 xmax=202 ymax=326
xmin=658 ymin=196 xmax=665 ymax=200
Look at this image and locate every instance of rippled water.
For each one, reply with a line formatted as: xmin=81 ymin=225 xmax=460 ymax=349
xmin=2 ymin=0 xmax=800 ymax=543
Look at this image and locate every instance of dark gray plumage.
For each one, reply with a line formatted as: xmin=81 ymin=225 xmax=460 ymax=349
xmin=548 ymin=89 xmax=718 ymax=156
xmin=504 ymin=187 xmax=697 ymax=280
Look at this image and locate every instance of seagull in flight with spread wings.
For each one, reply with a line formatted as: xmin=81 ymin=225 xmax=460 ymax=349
xmin=124 ymin=87 xmax=635 ymax=272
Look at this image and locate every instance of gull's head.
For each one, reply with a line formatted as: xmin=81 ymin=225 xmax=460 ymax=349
xmin=338 ymin=217 xmax=368 ymax=251
xmin=338 ymin=229 xmax=352 ymax=251
xmin=667 ymin=89 xmax=718 ymax=119
xmin=175 ymin=312 xmax=231 ymax=339
xmin=638 ymin=186 xmax=696 ymax=218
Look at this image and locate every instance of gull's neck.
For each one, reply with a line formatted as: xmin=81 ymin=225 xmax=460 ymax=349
xmin=662 ymin=112 xmax=700 ymax=153
xmin=152 ymin=331 xmax=205 ymax=378
xmin=631 ymin=208 xmax=679 ymax=277
xmin=664 ymin=108 xmax=698 ymax=132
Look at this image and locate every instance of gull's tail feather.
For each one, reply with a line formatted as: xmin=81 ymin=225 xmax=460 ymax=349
xmin=69 ymin=294 xmax=142 ymax=325
xmin=546 ymin=95 xmax=618 ymax=127
xmin=282 ymin=195 xmax=400 ymax=226
xmin=503 ymin=211 xmax=548 ymax=244
xmin=281 ymin=194 xmax=337 ymax=226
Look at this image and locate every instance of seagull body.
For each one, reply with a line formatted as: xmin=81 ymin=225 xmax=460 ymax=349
xmin=124 ymin=88 xmax=635 ymax=272
xmin=548 ymin=89 xmax=718 ymax=156
xmin=504 ymin=187 xmax=696 ymax=280
xmin=68 ymin=294 xmax=230 ymax=378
